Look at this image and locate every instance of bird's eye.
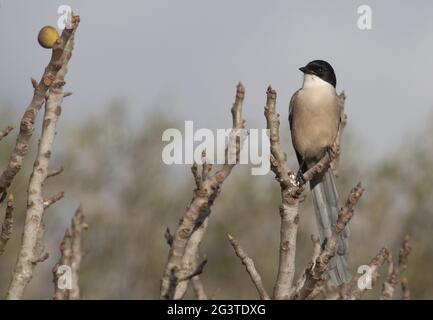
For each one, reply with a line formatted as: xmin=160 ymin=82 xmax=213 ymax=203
xmin=317 ymin=67 xmax=323 ymax=73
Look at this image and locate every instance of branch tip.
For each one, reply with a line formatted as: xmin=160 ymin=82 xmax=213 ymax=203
xmin=31 ymin=77 xmax=38 ymax=89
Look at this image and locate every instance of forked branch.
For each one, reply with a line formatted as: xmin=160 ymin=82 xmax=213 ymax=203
xmin=160 ymin=83 xmax=246 ymax=300
xmin=6 ymin=14 xmax=80 ymax=300
xmin=345 ymin=247 xmax=390 ymax=300
xmin=381 ymin=235 xmax=412 ymax=300
xmin=292 ymin=183 xmax=364 ymax=300
xmin=0 ymin=16 xmax=80 ymax=202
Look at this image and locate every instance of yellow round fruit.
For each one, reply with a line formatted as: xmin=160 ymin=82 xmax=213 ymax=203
xmin=37 ymin=26 xmax=59 ymax=49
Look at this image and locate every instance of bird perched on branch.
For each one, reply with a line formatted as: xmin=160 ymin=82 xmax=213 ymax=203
xmin=289 ymin=60 xmax=350 ymax=285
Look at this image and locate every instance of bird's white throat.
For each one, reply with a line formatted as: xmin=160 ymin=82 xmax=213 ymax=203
xmin=302 ymin=74 xmax=334 ymax=90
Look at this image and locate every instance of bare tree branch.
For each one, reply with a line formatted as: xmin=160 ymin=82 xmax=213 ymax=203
xmin=68 ymin=205 xmax=87 ymax=299
xmin=345 ymin=247 xmax=390 ymax=300
xmin=381 ymin=235 xmax=412 ymax=300
xmin=160 ymin=83 xmax=246 ymax=300
xmin=0 ymin=16 xmax=80 ymax=203
xmin=306 ymin=284 xmax=326 ymax=300
xmin=264 ymin=86 xmax=293 ymax=189
xmin=164 ymin=227 xmax=174 ymax=246
xmin=165 ymin=225 xmax=208 ymax=300
xmin=53 ymin=205 xmax=87 ymax=300
xmin=33 ymin=220 xmax=49 ymax=264
xmin=0 ymin=194 xmax=15 ymax=256
xmin=322 ymin=282 xmax=339 ymax=300
xmin=191 ymin=277 xmax=208 ymax=300
xmin=400 ymin=277 xmax=410 ymax=300
xmin=174 ymin=216 xmax=209 ymax=299
xmin=398 ymin=234 xmax=412 ymax=274
xmin=6 ymin=15 xmax=80 ymax=300
xmin=0 ymin=125 xmax=15 ymax=143
xmin=290 ymin=235 xmax=321 ymax=297
xmin=52 ymin=229 xmax=72 ymax=300
xmin=292 ymin=183 xmax=364 ymax=300
xmin=46 ymin=165 xmax=64 ymax=179
xmin=319 ymin=281 xmax=351 ymax=300
xmin=264 ymin=86 xmax=300 ymax=299
xmin=43 ymin=191 xmax=65 ymax=209
xmin=179 ymin=259 xmax=208 ymax=281
xmin=228 ymin=234 xmax=270 ymax=300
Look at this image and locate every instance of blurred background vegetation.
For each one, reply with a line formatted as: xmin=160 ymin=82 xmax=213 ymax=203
xmin=0 ymin=99 xmax=432 ymax=299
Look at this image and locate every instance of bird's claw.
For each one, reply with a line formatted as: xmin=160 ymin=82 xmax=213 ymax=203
xmin=326 ymin=145 xmax=337 ymax=159
xmin=296 ymin=169 xmax=305 ymax=187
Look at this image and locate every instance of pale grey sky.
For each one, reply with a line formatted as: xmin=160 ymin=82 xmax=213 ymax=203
xmin=1 ymin=1 xmax=432 ymax=160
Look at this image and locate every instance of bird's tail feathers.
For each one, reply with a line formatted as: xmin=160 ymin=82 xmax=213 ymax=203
xmin=310 ymin=168 xmax=351 ymax=285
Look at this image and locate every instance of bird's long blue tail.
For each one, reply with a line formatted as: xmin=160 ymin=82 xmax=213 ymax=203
xmin=310 ymin=168 xmax=351 ymax=285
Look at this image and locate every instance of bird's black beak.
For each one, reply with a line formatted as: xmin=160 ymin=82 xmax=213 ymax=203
xmin=299 ymin=66 xmax=308 ymax=73
xmin=299 ymin=66 xmax=315 ymax=75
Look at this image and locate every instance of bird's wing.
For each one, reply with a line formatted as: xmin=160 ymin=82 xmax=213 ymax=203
xmin=288 ymin=88 xmax=305 ymax=168
xmin=288 ymin=88 xmax=301 ymax=130
xmin=336 ymin=92 xmax=344 ymax=130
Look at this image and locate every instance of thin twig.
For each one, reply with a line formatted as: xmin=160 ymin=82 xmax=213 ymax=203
xmin=345 ymin=247 xmax=390 ymax=300
xmin=52 ymin=230 xmax=72 ymax=300
xmin=0 ymin=125 xmax=15 ymax=142
xmin=164 ymin=227 xmax=174 ymax=246
xmin=47 ymin=165 xmax=64 ymax=179
xmin=398 ymin=234 xmax=412 ymax=274
xmin=43 ymin=191 xmax=65 ymax=209
xmin=191 ymin=276 xmax=208 ymax=300
xmin=380 ymin=235 xmax=411 ymax=300
xmin=53 ymin=205 xmax=87 ymax=300
xmin=0 ymin=194 xmax=15 ymax=255
xmin=228 ymin=234 xmax=270 ymax=300
xmin=400 ymin=277 xmax=410 ymax=300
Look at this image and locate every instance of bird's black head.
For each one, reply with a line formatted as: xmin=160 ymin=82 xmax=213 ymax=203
xmin=299 ymin=60 xmax=336 ymax=87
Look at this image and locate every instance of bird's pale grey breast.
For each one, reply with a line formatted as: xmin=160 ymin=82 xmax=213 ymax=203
xmin=289 ymin=85 xmax=340 ymax=168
